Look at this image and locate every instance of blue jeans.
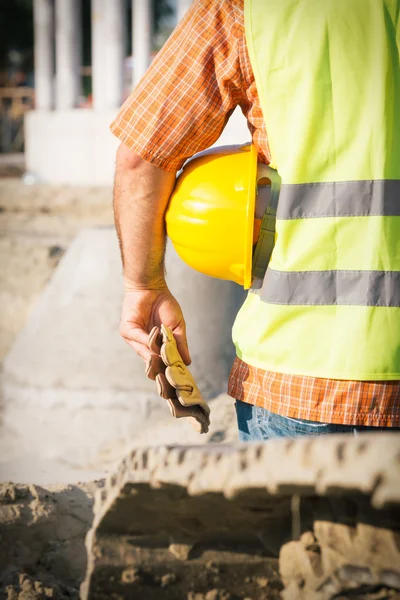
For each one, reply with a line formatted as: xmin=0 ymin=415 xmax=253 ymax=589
xmin=235 ymin=400 xmax=399 ymax=442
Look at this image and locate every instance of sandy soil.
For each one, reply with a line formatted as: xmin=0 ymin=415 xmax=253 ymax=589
xmin=0 ymin=481 xmax=101 ymax=600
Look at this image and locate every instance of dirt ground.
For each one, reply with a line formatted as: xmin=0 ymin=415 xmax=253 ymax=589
xmin=0 ymin=481 xmax=101 ymax=600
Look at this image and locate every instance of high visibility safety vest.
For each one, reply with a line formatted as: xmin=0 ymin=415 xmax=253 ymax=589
xmin=233 ymin=0 xmax=400 ymax=380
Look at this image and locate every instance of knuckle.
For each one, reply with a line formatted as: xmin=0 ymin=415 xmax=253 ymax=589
xmin=119 ymin=323 xmax=134 ymax=342
xmin=119 ymin=324 xmax=128 ymax=339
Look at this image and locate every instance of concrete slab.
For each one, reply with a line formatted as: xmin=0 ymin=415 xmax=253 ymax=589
xmin=1 ymin=228 xmax=244 ymax=468
xmin=0 ymin=394 xmax=237 ymax=486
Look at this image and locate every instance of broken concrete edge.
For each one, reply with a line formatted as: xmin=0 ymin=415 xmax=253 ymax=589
xmin=95 ymin=433 xmax=400 ymax=525
xmin=80 ymin=435 xmax=400 ymax=599
xmin=89 ymin=434 xmax=400 ymax=535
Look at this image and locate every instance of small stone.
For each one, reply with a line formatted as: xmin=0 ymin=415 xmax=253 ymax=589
xmin=205 ymin=590 xmax=231 ymax=600
xmin=121 ymin=567 xmax=142 ymax=584
xmin=187 ymin=593 xmax=204 ymax=600
xmin=19 ymin=575 xmax=34 ymax=592
xmin=5 ymin=586 xmax=18 ymax=600
xmin=160 ymin=573 xmax=177 ymax=587
xmin=255 ymin=576 xmax=269 ymax=588
xmin=205 ymin=561 xmax=220 ymax=574
xmin=48 ymin=245 xmax=64 ymax=259
xmin=44 ymin=588 xmax=55 ymax=598
xmin=169 ymin=542 xmax=192 ymax=560
xmin=34 ymin=581 xmax=44 ymax=593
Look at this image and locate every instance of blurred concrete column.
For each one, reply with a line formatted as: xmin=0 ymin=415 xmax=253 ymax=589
xmin=92 ymin=0 xmax=126 ymax=111
xmin=132 ymin=0 xmax=152 ymax=87
xmin=177 ymin=0 xmax=193 ymax=22
xmin=105 ymin=1 xmax=126 ymax=109
xmin=55 ymin=0 xmax=81 ymax=109
xmin=91 ymin=0 xmax=107 ymax=111
xmin=33 ymin=0 xmax=54 ymax=110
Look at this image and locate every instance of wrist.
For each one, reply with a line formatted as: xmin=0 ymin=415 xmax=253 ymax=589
xmin=123 ymin=275 xmax=167 ymax=293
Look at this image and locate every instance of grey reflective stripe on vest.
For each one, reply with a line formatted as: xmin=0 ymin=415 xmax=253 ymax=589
xmin=261 ymin=269 xmax=400 ymax=307
xmin=276 ymin=180 xmax=400 ymax=220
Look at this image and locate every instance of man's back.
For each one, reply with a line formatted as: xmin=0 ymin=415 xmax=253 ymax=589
xmin=234 ymin=0 xmax=400 ymax=384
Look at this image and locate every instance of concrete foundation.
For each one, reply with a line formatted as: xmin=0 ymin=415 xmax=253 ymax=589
xmin=1 ymin=228 xmax=244 ymax=466
xmin=25 ymin=107 xmax=250 ymax=185
xmin=25 ymin=109 xmax=120 ymax=185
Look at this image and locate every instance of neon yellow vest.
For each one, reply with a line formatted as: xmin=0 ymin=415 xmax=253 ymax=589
xmin=233 ymin=0 xmax=400 ymax=380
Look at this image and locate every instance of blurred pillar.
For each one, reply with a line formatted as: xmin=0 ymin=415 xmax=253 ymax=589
xmin=177 ymin=0 xmax=193 ymax=22
xmin=55 ymin=0 xmax=81 ymax=110
xmin=132 ymin=0 xmax=152 ymax=87
xmin=33 ymin=0 xmax=54 ymax=110
xmin=91 ymin=0 xmax=107 ymax=111
xmin=92 ymin=0 xmax=126 ymax=111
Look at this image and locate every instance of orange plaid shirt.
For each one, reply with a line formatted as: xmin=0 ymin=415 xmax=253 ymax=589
xmin=111 ymin=0 xmax=400 ymax=427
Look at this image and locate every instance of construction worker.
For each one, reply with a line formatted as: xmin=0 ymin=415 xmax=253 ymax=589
xmin=112 ymin=0 xmax=400 ymax=440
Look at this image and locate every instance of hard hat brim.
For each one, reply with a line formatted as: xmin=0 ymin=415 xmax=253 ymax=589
xmin=243 ymin=144 xmax=258 ymax=289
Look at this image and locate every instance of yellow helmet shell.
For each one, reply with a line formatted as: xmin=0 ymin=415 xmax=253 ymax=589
xmin=166 ymin=144 xmax=257 ymax=289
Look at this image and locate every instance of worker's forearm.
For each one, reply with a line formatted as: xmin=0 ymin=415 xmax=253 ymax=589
xmin=113 ymin=144 xmax=176 ymax=290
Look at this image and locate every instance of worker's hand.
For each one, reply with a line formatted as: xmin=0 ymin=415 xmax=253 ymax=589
xmin=119 ymin=286 xmax=191 ymax=367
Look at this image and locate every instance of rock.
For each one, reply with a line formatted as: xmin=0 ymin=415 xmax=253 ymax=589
xmin=120 ymin=568 xmax=142 ymax=585
xmin=255 ymin=576 xmax=269 ymax=588
xmin=160 ymin=573 xmax=177 ymax=587
xmin=168 ymin=543 xmax=193 ymax=561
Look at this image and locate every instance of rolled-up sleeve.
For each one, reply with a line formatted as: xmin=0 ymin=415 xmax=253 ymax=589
xmin=110 ymin=0 xmax=246 ymax=172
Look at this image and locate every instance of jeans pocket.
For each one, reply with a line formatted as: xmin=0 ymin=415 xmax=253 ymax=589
xmin=235 ymin=401 xmax=274 ymax=441
xmin=251 ymin=406 xmax=273 ymax=440
xmin=288 ymin=417 xmax=333 ymax=437
xmin=257 ymin=410 xmax=332 ymax=438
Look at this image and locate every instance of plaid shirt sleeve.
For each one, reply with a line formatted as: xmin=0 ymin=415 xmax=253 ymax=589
xmin=110 ymin=0 xmax=250 ymax=172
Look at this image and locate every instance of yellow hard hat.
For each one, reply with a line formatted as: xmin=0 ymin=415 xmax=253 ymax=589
xmin=166 ymin=143 xmax=280 ymax=289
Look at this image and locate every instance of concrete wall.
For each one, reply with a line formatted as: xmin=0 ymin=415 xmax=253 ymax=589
xmin=25 ymin=107 xmax=250 ymax=185
xmin=25 ymin=109 xmax=120 ymax=185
